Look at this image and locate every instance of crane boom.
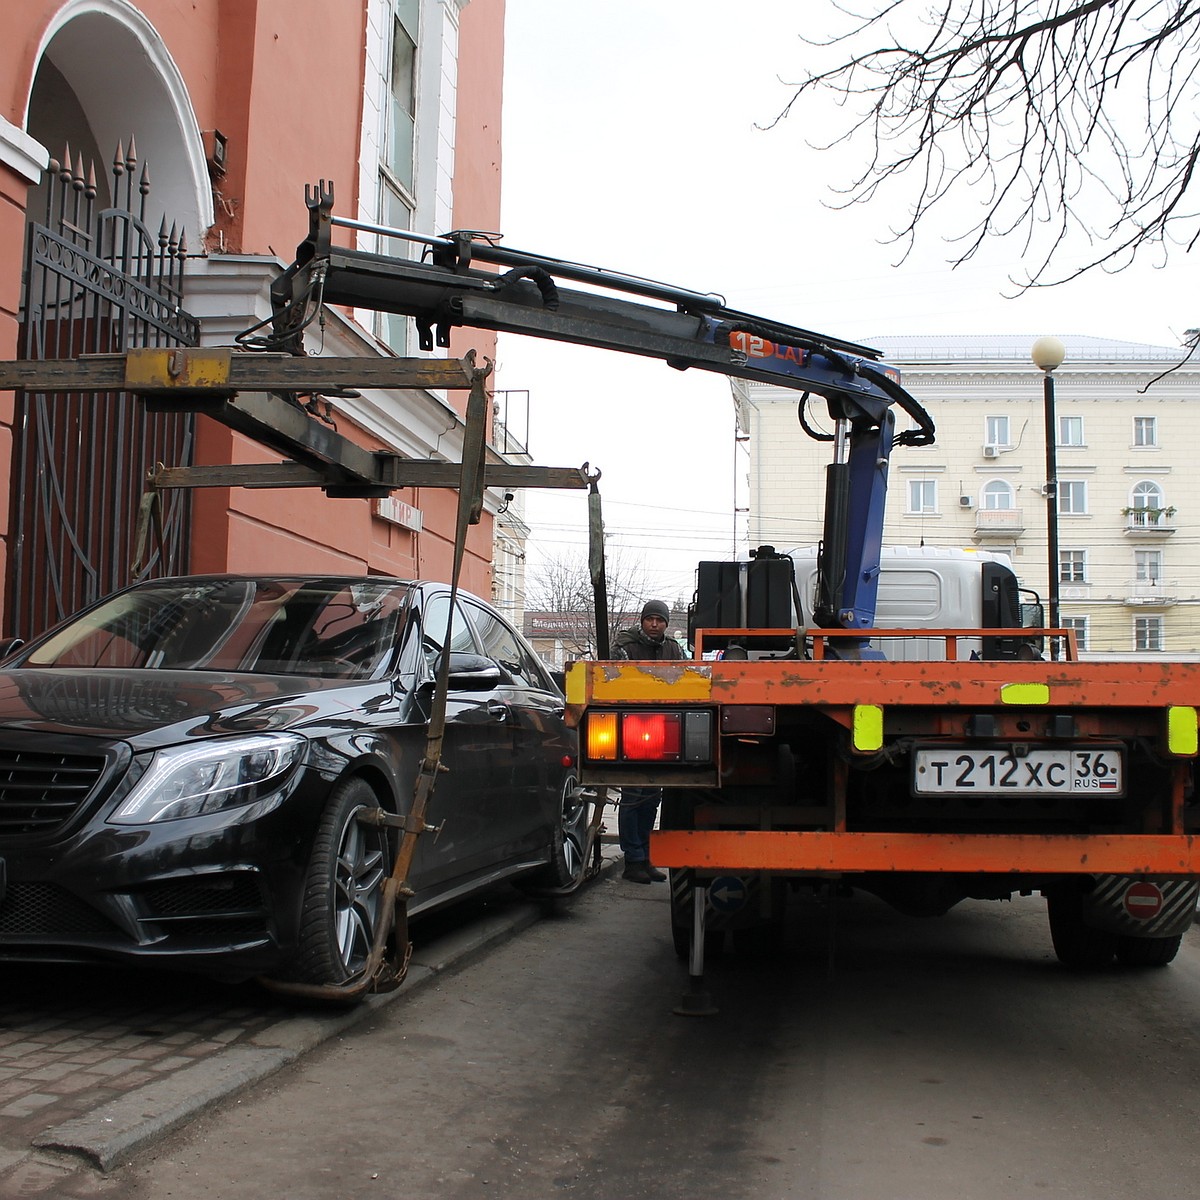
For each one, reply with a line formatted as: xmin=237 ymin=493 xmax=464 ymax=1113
xmin=268 ymin=182 xmax=936 ymax=649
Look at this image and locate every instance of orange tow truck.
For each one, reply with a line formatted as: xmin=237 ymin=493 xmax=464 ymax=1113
xmin=269 ymin=184 xmax=1200 ymax=986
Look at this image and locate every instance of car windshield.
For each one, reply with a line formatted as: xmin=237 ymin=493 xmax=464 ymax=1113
xmin=20 ymin=579 xmax=414 ymax=680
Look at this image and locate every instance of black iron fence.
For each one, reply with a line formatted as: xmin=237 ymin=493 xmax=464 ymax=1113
xmin=8 ymin=139 xmax=200 ymax=638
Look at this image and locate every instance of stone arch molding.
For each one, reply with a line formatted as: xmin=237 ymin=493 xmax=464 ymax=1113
xmin=27 ymin=0 xmax=213 ymax=240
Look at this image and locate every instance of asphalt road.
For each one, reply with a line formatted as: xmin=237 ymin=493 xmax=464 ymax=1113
xmin=36 ymin=872 xmax=1200 ymax=1200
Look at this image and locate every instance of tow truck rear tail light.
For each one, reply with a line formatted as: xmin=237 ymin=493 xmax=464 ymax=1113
xmin=624 ymin=713 xmax=681 ymax=760
xmin=583 ymin=710 xmax=712 ymax=764
xmin=586 ymin=712 xmax=618 ymax=761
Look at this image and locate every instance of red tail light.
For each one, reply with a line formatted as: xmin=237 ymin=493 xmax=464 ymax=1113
xmin=623 ymin=713 xmax=681 ymax=761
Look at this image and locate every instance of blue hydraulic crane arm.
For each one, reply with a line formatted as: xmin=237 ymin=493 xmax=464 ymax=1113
xmin=267 ymin=184 xmax=935 ymax=446
xmin=265 ymin=183 xmax=936 ymax=647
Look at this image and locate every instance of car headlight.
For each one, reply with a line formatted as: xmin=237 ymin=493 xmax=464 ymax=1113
xmin=108 ymin=733 xmax=307 ymax=825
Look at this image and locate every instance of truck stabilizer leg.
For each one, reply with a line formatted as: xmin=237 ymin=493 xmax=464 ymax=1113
xmin=674 ymin=881 xmax=718 ymax=1017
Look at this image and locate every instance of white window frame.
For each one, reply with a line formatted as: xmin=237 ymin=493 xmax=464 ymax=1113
xmin=1135 ymin=549 xmax=1163 ymax=583
xmin=1133 ymin=415 xmax=1158 ymax=447
xmin=1058 ymin=415 xmax=1084 ymax=447
xmin=985 ymin=414 xmax=1010 ymax=448
xmin=981 ymin=479 xmax=1014 ymax=510
xmin=358 ymin=0 xmax=461 ymax=348
xmin=1059 ymin=549 xmax=1087 ymax=584
xmin=1130 ymin=481 xmax=1164 ymax=510
xmin=1063 ymin=616 xmax=1088 ymax=651
xmin=1134 ymin=615 xmax=1164 ymax=653
xmin=1058 ymin=480 xmax=1088 ymax=515
xmin=907 ymin=479 xmax=937 ymax=514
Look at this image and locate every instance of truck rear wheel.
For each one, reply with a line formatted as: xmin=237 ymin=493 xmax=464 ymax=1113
xmin=1047 ymin=888 xmax=1117 ymax=969
xmin=1115 ymin=933 xmax=1183 ymax=967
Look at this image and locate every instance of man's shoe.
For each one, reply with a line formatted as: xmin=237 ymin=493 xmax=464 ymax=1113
xmin=645 ymin=863 xmax=667 ymax=882
xmin=623 ymin=860 xmax=653 ymax=884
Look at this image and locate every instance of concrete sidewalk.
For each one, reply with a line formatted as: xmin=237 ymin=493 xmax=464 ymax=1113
xmin=0 ymin=854 xmax=620 ymax=1183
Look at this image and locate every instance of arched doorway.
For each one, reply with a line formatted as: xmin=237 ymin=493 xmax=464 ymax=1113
xmin=8 ymin=3 xmax=211 ymax=637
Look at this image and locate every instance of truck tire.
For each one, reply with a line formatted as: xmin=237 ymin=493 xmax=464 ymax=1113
xmin=1047 ymin=888 xmax=1117 ymax=969
xmin=1115 ymin=933 xmax=1183 ymax=967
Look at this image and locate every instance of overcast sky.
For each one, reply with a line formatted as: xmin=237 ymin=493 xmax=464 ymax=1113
xmin=494 ymin=1 xmax=1191 ymax=606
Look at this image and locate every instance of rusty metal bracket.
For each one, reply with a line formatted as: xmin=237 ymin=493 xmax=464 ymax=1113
xmin=130 ymin=464 xmax=168 ymax=576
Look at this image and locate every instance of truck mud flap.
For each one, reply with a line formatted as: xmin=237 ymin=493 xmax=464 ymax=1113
xmin=1080 ymin=876 xmax=1200 ymax=938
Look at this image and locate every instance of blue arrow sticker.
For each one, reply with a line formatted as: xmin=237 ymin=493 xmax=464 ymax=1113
xmin=707 ymin=876 xmax=748 ymax=914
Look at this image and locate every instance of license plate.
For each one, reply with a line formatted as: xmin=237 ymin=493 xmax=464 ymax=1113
xmin=913 ymin=747 xmax=1124 ymax=796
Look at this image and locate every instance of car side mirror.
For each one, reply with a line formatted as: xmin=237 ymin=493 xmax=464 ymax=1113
xmin=0 ymin=637 xmax=24 ymax=662
xmin=441 ymin=652 xmax=503 ymax=690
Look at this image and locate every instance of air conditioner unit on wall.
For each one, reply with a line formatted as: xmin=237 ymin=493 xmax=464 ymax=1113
xmin=983 ymin=444 xmax=999 ymax=458
xmin=959 ymin=495 xmax=973 ymax=508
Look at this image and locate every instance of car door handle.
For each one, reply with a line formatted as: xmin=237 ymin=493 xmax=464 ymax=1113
xmin=486 ymin=700 xmax=509 ymax=721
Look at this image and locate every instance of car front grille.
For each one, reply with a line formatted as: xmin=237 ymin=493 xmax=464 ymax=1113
xmin=0 ymin=746 xmax=110 ymax=834
xmin=0 ymin=748 xmax=109 ymax=835
xmin=0 ymin=882 xmax=118 ymax=936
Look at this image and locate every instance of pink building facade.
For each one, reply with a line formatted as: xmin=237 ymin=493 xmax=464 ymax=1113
xmin=0 ymin=0 xmax=507 ymax=637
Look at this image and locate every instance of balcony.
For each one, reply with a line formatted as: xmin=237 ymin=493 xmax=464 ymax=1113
xmin=1123 ymin=579 xmax=1179 ymax=607
xmin=974 ymin=507 xmax=1024 ymax=538
xmin=1123 ymin=508 xmax=1177 ymax=537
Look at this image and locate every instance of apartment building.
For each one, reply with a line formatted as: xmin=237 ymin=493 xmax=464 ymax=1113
xmin=734 ymin=334 xmax=1200 ymax=659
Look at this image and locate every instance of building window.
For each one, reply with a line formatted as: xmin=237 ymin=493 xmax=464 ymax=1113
xmin=1135 ymin=615 xmax=1164 ymax=653
xmin=1059 ymin=549 xmax=1087 ymax=583
xmin=1134 ymin=416 xmax=1157 ymax=447
xmin=1063 ymin=616 xmax=1088 ymax=651
xmin=981 ymin=479 xmax=1014 ymax=509
xmin=1130 ymin=480 xmax=1164 ymax=511
xmin=1135 ymin=549 xmax=1163 ymax=583
xmin=1058 ymin=415 xmax=1084 ymax=447
xmin=985 ymin=415 xmax=1010 ymax=448
xmin=907 ymin=479 xmax=937 ymax=514
xmin=1058 ymin=480 xmax=1087 ymax=515
xmin=377 ymin=0 xmax=419 ymax=352
xmin=386 ymin=2 xmax=418 ymax=192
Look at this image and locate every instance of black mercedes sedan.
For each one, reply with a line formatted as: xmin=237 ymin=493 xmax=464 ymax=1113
xmin=0 ymin=576 xmax=587 ymax=985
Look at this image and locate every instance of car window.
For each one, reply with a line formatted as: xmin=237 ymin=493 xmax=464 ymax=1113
xmin=420 ymin=593 xmax=478 ymax=670
xmin=21 ymin=580 xmax=412 ymax=680
xmin=278 ymin=583 xmax=410 ymax=678
xmin=466 ymin=602 xmax=550 ymax=690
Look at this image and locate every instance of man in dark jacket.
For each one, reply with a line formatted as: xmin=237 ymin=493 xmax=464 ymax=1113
xmin=612 ymin=599 xmax=684 ymax=883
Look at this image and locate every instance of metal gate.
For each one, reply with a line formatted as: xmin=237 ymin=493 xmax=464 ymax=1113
xmin=8 ymin=143 xmax=200 ymax=638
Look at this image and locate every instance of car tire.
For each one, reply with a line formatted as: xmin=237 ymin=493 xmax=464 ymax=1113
xmin=1115 ymin=933 xmax=1183 ymax=967
xmin=1046 ymin=886 xmax=1118 ymax=969
xmin=520 ymin=772 xmax=589 ymax=893
xmin=291 ymin=777 xmax=391 ymax=985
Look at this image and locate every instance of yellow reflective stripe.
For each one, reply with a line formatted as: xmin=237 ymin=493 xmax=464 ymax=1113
xmin=1000 ymin=683 xmax=1050 ymax=705
xmin=1168 ymin=706 xmax=1198 ymax=756
xmin=853 ymin=704 xmax=884 ymax=752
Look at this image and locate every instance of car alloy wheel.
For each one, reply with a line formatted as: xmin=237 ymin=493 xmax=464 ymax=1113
xmin=521 ymin=772 xmax=590 ymax=893
xmin=294 ymin=777 xmax=391 ymax=984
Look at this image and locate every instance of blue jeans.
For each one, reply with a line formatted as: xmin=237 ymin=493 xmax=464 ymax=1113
xmin=618 ymin=787 xmax=661 ymax=863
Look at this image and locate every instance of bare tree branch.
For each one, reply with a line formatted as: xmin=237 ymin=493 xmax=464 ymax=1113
xmin=772 ymin=0 xmax=1200 ymax=288
xmin=526 ymin=548 xmax=673 ymax=659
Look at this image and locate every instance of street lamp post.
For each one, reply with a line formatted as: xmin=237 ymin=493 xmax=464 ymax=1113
xmin=1031 ymin=336 xmax=1066 ymax=659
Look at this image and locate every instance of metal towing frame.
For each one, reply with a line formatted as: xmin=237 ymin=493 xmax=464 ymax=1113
xmin=0 ymin=344 xmax=614 ymax=1001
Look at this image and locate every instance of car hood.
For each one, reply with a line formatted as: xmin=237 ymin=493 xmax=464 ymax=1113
xmin=0 ymin=668 xmax=400 ymax=748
